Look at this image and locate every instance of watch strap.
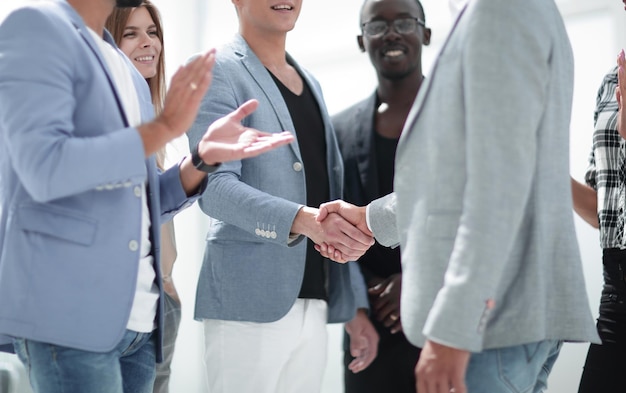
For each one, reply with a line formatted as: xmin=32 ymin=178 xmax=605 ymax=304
xmin=191 ymin=144 xmax=221 ymax=173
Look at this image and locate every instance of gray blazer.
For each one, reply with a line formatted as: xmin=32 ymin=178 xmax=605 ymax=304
xmin=187 ymin=34 xmax=367 ymax=324
xmin=369 ymin=0 xmax=599 ymax=352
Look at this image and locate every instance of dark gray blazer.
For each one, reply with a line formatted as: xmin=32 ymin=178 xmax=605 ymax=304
xmin=333 ymin=93 xmax=380 ymax=208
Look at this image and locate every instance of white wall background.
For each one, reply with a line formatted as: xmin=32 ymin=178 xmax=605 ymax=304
xmin=0 ymin=0 xmax=624 ymax=392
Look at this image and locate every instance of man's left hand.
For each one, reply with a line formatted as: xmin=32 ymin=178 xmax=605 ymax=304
xmin=345 ymin=309 xmax=379 ymax=373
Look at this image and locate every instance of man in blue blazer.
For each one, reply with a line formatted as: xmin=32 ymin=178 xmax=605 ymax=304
xmin=186 ymin=0 xmax=378 ymax=392
xmin=0 ymin=0 xmax=293 ymax=392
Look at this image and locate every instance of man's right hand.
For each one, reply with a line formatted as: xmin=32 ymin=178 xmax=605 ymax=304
xmin=291 ymin=206 xmax=374 ymax=263
xmin=314 ymin=200 xmax=371 ymax=262
xmin=368 ymin=273 xmax=403 ymax=334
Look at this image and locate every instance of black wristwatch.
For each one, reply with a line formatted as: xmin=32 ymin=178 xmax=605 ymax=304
xmin=191 ymin=144 xmax=221 ymax=173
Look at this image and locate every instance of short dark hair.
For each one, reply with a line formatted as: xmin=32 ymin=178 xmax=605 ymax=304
xmin=359 ymin=0 xmax=426 ymax=25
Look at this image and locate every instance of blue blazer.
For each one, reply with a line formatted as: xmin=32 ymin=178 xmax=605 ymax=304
xmin=187 ymin=35 xmax=367 ymax=324
xmin=0 ymin=0 xmax=199 ymax=357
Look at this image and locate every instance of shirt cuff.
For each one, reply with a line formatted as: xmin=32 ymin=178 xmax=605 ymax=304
xmin=288 ymin=233 xmax=300 ymax=244
xmin=365 ymin=204 xmax=373 ymax=233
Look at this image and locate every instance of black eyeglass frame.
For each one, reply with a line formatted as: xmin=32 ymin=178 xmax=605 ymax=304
xmin=360 ymin=17 xmax=425 ymax=38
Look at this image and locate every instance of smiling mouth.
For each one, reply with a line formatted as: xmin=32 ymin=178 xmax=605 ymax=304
xmin=135 ymin=56 xmax=155 ymax=62
xmin=384 ymin=50 xmax=404 ymax=58
xmin=271 ymin=5 xmax=293 ymax=10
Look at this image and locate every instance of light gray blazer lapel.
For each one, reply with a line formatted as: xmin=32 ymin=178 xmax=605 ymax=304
xmin=232 ymin=35 xmax=302 ymax=162
xmin=64 ymin=2 xmax=130 ymax=128
xmin=231 ymin=34 xmax=343 ymax=199
xmin=398 ymin=4 xmax=469 ymax=152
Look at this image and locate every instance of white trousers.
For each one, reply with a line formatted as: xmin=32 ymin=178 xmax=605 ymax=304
xmin=202 ymin=299 xmax=328 ymax=393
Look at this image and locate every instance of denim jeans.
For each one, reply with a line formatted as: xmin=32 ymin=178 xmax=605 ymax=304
xmin=465 ymin=340 xmax=562 ymax=393
xmin=13 ymin=329 xmax=156 ymax=393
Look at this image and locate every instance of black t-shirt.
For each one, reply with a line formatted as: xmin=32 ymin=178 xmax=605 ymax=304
xmin=358 ymin=132 xmax=402 ymax=280
xmin=270 ymin=70 xmax=329 ymax=301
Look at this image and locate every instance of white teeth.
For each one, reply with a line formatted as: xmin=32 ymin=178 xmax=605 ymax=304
xmin=385 ymin=50 xmax=403 ymax=57
xmin=135 ymin=56 xmax=154 ymax=62
xmin=272 ymin=5 xmax=293 ymax=10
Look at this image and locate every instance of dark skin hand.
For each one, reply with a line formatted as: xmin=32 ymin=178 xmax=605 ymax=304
xmin=368 ymin=273 xmax=403 ymax=334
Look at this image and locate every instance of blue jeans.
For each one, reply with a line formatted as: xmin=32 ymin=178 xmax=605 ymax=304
xmin=466 ymin=340 xmax=562 ymax=393
xmin=13 ymin=330 xmax=156 ymax=393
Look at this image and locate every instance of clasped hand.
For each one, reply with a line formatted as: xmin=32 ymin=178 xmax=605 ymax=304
xmin=292 ymin=202 xmax=373 ymax=263
xmin=313 ymin=200 xmax=372 ymax=263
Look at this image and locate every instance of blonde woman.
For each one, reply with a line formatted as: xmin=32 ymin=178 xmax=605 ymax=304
xmin=107 ymin=4 xmax=178 ymax=392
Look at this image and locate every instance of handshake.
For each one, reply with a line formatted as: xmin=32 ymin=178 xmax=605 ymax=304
xmin=292 ymin=200 xmax=373 ymax=263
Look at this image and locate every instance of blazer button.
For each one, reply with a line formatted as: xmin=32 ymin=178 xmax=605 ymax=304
xmin=270 ymin=231 xmax=277 ymax=239
xmin=292 ymin=162 xmax=303 ymax=172
xmin=129 ymin=240 xmax=139 ymax=251
xmin=134 ymin=186 xmax=142 ymax=197
xmin=255 ymin=228 xmax=262 ymax=236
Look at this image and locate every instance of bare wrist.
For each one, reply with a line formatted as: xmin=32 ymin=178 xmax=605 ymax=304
xmin=291 ymin=206 xmax=317 ymax=236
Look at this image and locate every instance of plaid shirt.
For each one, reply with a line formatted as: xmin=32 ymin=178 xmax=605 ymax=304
xmin=585 ymin=66 xmax=626 ymax=248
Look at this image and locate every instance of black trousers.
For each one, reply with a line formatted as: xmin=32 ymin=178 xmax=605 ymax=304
xmin=344 ymin=318 xmax=421 ymax=393
xmin=578 ymin=248 xmax=626 ymax=393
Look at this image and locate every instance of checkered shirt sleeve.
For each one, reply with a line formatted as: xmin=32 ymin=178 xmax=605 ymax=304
xmin=585 ymin=66 xmax=626 ymax=248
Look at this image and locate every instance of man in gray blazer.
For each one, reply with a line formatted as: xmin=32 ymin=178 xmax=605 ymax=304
xmin=318 ymin=0 xmax=600 ymax=392
xmin=186 ymin=0 xmax=378 ymax=392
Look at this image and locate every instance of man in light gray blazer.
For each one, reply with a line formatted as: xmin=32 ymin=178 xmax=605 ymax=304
xmin=318 ymin=0 xmax=600 ymax=392
xmin=186 ymin=1 xmax=378 ymax=392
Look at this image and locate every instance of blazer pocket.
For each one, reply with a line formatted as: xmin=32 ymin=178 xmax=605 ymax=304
xmin=426 ymin=213 xmax=460 ymax=240
xmin=16 ymin=204 xmax=97 ymax=246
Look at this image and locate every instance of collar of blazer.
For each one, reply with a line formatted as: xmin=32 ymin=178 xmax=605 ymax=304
xmin=398 ymin=3 xmax=468 ymax=149
xmin=61 ymin=0 xmax=131 ymax=128
xmin=230 ymin=34 xmax=337 ymax=164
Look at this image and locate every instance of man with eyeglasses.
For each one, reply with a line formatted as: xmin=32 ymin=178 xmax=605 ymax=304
xmin=317 ymin=0 xmax=600 ymax=391
xmin=332 ymin=0 xmax=430 ymax=392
